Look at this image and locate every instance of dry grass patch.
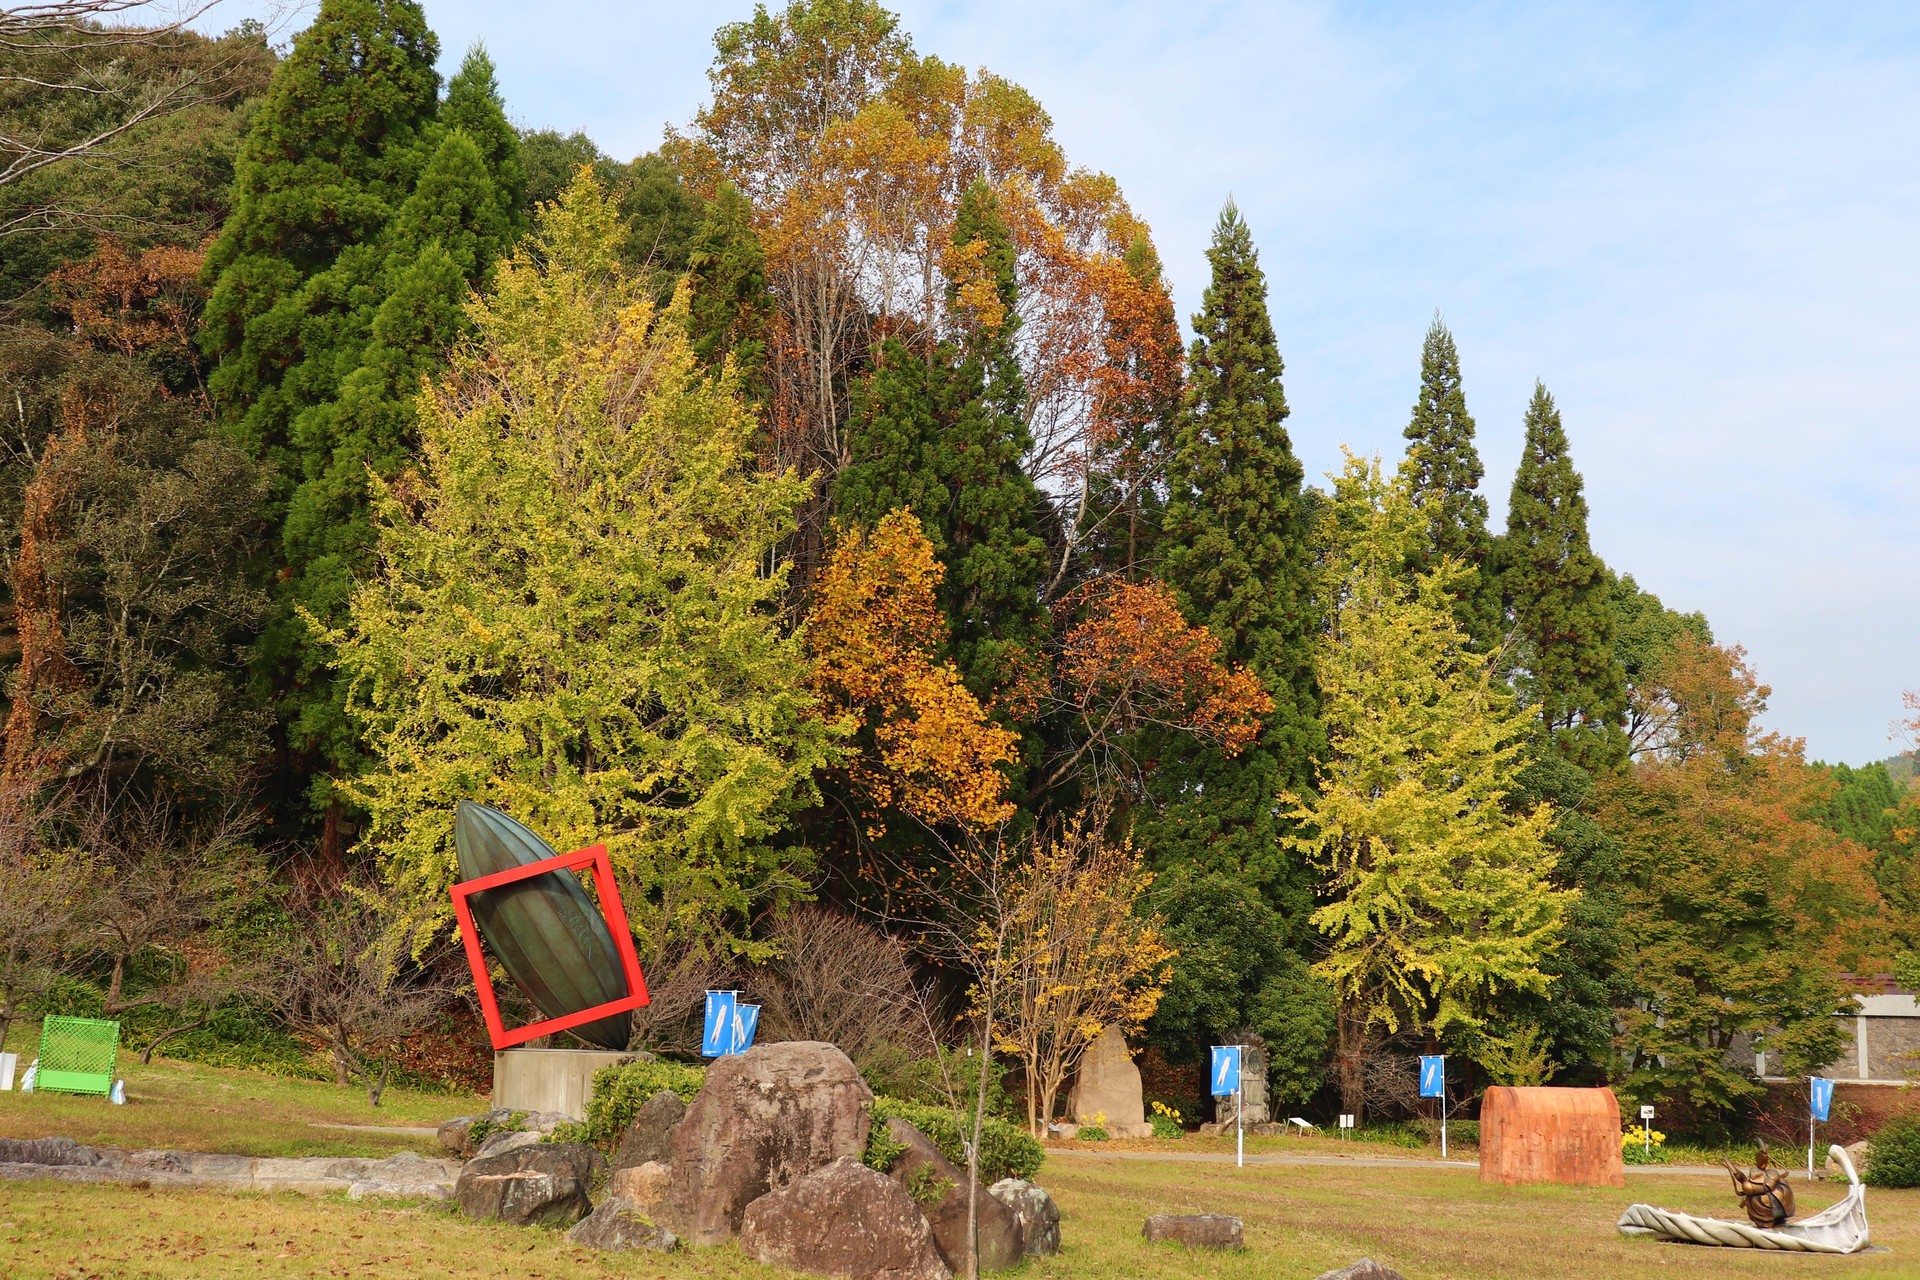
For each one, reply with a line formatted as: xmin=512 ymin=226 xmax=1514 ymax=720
xmin=7 ymin=1152 xmax=1920 ymax=1279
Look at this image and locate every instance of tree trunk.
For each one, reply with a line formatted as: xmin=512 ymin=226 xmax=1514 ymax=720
xmin=331 ymin=1043 xmax=352 ymax=1088
xmin=140 ymin=1015 xmax=208 ymax=1065
xmin=1335 ymin=1009 xmax=1367 ymax=1123
xmin=966 ymin=1014 xmax=991 ymax=1280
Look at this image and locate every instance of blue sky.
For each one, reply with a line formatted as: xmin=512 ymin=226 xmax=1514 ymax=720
xmin=224 ymin=1 xmax=1920 ymax=765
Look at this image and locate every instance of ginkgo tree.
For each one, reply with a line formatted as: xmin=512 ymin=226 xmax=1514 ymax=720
xmin=1285 ymin=454 xmax=1571 ymax=1120
xmin=321 ymin=172 xmax=835 ymax=960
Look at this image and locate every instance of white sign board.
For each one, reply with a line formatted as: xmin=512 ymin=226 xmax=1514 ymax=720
xmin=1639 ymin=1105 xmax=1655 ymax=1121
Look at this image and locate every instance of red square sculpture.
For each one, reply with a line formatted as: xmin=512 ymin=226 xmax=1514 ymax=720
xmin=449 ymin=844 xmax=650 ymax=1050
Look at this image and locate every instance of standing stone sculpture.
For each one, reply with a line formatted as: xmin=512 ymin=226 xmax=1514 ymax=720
xmin=1067 ymin=1025 xmax=1152 ymax=1138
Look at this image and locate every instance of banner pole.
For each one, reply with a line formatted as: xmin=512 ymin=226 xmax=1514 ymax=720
xmin=1808 ymin=1077 xmax=1815 ymax=1176
xmin=1236 ymin=1082 xmax=1244 ymax=1168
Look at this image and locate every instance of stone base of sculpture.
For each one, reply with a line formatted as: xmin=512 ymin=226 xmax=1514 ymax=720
xmin=1617 ymin=1145 xmax=1870 ymax=1255
xmin=493 ymin=1047 xmax=640 ymax=1120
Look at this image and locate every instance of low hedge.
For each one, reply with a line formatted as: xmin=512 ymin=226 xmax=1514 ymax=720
xmin=865 ymin=1096 xmax=1044 ymax=1184
xmin=584 ymin=1059 xmax=709 ymax=1148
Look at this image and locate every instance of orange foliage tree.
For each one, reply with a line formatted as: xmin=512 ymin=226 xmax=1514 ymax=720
xmin=1043 ymin=576 xmax=1272 ymax=791
xmin=807 ymin=510 xmax=1017 ymax=834
xmin=1600 ymin=635 xmax=1882 ymax=1115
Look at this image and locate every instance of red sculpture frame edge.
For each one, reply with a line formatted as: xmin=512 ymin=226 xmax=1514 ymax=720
xmin=449 ymin=843 xmax=650 ymax=1050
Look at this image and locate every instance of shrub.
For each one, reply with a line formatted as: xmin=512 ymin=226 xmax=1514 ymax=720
xmin=1149 ymin=1100 xmax=1184 ymax=1139
xmin=584 ymin=1059 xmax=708 ymax=1148
xmin=1075 ymin=1125 xmax=1110 ymax=1141
xmin=1621 ymin=1124 xmax=1667 ymax=1165
xmin=1867 ymin=1113 xmax=1920 ymax=1188
xmin=467 ymin=1110 xmax=526 ymax=1148
xmin=867 ymin=1096 xmax=1044 ymax=1183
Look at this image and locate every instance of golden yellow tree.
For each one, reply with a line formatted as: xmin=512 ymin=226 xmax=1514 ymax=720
xmin=806 ymin=509 xmax=1017 ymax=834
xmin=991 ymin=812 xmax=1173 ymax=1135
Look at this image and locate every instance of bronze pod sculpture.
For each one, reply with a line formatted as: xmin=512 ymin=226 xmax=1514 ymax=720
xmin=453 ymin=800 xmax=632 ymax=1051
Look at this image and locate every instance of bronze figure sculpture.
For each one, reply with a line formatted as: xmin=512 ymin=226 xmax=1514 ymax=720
xmin=1726 ymin=1143 xmax=1796 ymax=1229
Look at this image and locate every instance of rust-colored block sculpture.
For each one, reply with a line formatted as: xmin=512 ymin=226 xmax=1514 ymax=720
xmin=1479 ymin=1086 xmax=1625 ymax=1188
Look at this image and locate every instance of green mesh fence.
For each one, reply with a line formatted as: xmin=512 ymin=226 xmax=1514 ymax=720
xmin=35 ymin=1015 xmax=119 ymax=1096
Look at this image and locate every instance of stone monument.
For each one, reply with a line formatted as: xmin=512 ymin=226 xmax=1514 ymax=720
xmin=1067 ymin=1025 xmax=1152 ymax=1138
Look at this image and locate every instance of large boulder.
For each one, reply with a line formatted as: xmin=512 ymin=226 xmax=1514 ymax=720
xmin=609 ymin=1160 xmax=671 ymax=1211
xmin=1066 ymin=1025 xmax=1151 ymax=1139
xmin=568 ymin=1197 xmax=679 ymax=1252
xmin=454 ymin=1142 xmax=602 ymax=1227
xmin=663 ymin=1041 xmax=873 ymax=1245
xmin=988 ymin=1179 xmax=1059 ymax=1258
xmin=1143 ymin=1213 xmax=1244 ymax=1250
xmin=739 ymin=1156 xmax=950 ymax=1280
xmin=882 ymin=1119 xmax=1021 ymax=1273
xmin=614 ymin=1090 xmax=687 ymax=1170
xmin=1314 ymin=1261 xmax=1409 ymax=1280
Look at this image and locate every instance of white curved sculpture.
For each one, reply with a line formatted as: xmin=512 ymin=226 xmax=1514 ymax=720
xmin=1617 ymin=1145 xmax=1870 ymax=1254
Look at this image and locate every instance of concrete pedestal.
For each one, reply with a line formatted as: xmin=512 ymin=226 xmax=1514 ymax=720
xmin=492 ymin=1048 xmax=638 ymax=1120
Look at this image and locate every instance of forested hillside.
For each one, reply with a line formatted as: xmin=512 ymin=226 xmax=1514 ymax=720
xmin=2 ymin=0 xmax=1914 ymax=1131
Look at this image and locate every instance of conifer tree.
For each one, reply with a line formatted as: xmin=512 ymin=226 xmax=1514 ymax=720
xmin=200 ymin=0 xmax=441 ymax=479
xmin=203 ymin=17 xmax=528 ymax=807
xmin=685 ymin=182 xmax=771 ymax=389
xmin=832 ymin=179 xmax=1047 ymax=712
xmin=1400 ymin=315 xmax=1498 ymax=650
xmin=1136 ymin=202 xmax=1321 ymax=920
xmin=938 ymin=179 xmax=1048 ymax=707
xmin=1498 ymin=382 xmax=1627 ymax=772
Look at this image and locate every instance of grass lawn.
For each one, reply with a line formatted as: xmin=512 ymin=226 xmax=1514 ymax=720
xmin=5 ymin=1152 xmax=1920 ymax=1279
xmin=0 ymin=1027 xmax=486 ymax=1158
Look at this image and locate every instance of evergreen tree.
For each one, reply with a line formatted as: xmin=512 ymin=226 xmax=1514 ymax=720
xmin=203 ymin=15 xmax=528 ymax=811
xmin=1135 ymin=202 xmax=1321 ymax=925
xmin=1498 ymin=382 xmax=1627 ymax=772
xmin=200 ymin=0 xmax=441 ymax=481
xmin=832 ymin=179 xmax=1047 ymax=713
xmin=938 ymin=179 xmax=1049 ymax=707
xmin=1399 ymin=315 xmax=1498 ymax=650
xmin=685 ymin=181 xmax=771 ymax=389
xmin=438 ymin=46 xmax=525 ymax=235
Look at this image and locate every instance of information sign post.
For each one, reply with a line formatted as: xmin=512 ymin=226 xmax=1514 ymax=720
xmin=1809 ymin=1077 xmax=1834 ymax=1175
xmin=1419 ymin=1055 xmax=1447 ymax=1158
xmin=1639 ymin=1104 xmax=1655 ymax=1161
xmin=1211 ymin=1045 xmax=1244 ymax=1168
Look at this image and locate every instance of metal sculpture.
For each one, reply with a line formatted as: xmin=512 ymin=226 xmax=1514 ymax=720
xmin=1618 ymin=1144 xmax=1871 ymax=1254
xmin=1727 ymin=1143 xmax=1795 ymax=1228
xmin=450 ymin=801 xmax=649 ymax=1050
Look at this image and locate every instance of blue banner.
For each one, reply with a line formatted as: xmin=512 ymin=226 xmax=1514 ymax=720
xmin=731 ymin=1002 xmax=761 ymax=1055
xmin=1419 ymin=1055 xmax=1446 ymax=1099
xmin=1210 ymin=1045 xmax=1242 ymax=1096
xmin=1811 ymin=1076 xmax=1834 ymax=1122
xmin=701 ymin=990 xmax=737 ymax=1057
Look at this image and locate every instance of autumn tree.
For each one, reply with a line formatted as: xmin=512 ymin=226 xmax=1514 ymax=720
xmin=993 ymin=811 xmax=1172 ymax=1136
xmin=1497 ymin=382 xmax=1627 ymax=772
xmin=1287 ymin=455 xmax=1570 ymax=1119
xmin=1599 ymin=636 xmax=1876 ymax=1118
xmin=1400 ymin=315 xmax=1498 ymax=650
xmin=672 ymin=0 xmax=1181 ymax=587
xmin=807 ymin=509 xmax=1017 ymax=836
xmin=1 ymin=244 xmax=267 ymax=808
xmin=324 ymin=175 xmax=834 ymax=959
